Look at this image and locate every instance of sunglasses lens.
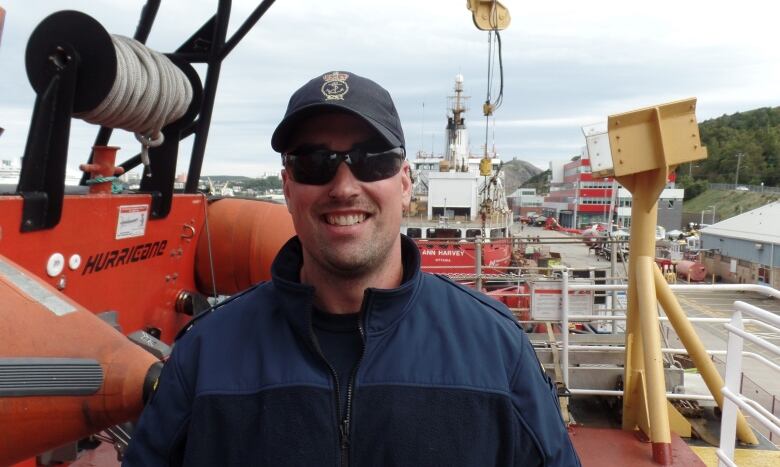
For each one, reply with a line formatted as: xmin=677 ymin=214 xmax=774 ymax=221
xmin=285 ymin=146 xmax=404 ymax=185
xmin=286 ymin=148 xmax=339 ymax=185
xmin=352 ymin=148 xmax=404 ymax=182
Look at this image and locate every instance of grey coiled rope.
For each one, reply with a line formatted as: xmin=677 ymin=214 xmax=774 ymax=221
xmin=75 ymin=35 xmax=193 ymax=173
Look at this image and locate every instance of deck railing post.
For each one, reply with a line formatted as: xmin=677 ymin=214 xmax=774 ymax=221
xmin=561 ymin=267 xmax=570 ymax=388
xmin=773 ymin=395 xmax=777 ymax=442
xmin=475 ymin=236 xmax=483 ymax=291
xmin=718 ymin=309 xmax=744 ymax=467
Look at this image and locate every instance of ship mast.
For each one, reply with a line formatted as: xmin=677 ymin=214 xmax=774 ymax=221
xmin=445 ymin=74 xmax=469 ymax=171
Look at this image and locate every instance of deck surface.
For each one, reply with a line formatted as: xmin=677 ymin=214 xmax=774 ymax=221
xmin=570 ymin=426 xmax=706 ymax=466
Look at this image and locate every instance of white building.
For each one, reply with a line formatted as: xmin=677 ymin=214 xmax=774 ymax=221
xmin=700 ymin=202 xmax=780 ymax=287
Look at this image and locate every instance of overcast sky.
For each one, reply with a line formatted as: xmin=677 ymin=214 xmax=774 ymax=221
xmin=2 ymin=0 xmax=779 ymax=178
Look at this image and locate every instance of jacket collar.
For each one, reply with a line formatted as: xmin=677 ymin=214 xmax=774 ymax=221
xmin=270 ymin=235 xmax=422 ymax=338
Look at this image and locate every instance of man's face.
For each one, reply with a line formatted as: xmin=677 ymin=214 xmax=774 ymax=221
xmin=282 ymin=112 xmax=412 ymax=279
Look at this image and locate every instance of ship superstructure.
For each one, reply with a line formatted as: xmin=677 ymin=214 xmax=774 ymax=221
xmin=404 ymin=75 xmax=509 ymax=240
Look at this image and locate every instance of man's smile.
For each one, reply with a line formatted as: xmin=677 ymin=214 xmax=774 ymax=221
xmin=324 ymin=212 xmax=369 ymax=226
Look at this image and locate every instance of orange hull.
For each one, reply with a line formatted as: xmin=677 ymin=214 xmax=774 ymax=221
xmin=195 ymin=198 xmax=295 ymax=295
xmin=0 ymin=255 xmax=158 ymax=465
xmin=0 ymin=194 xmax=295 ymax=464
xmin=0 ymin=193 xmax=206 ymax=344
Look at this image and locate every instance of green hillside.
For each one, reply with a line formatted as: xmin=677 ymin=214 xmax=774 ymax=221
xmin=521 ymin=169 xmax=551 ymax=193
xmin=683 ymin=188 xmax=780 ymax=220
xmin=676 ymin=106 xmax=780 ymax=189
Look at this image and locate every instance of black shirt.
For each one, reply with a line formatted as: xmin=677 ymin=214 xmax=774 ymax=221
xmin=311 ymin=308 xmax=363 ymax=418
xmin=310 ymin=241 xmax=415 ymax=417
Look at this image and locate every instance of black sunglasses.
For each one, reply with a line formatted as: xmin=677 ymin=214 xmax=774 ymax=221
xmin=282 ymin=143 xmax=405 ymax=185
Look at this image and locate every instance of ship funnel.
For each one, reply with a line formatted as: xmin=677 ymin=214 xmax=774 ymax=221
xmin=0 ymin=254 xmax=159 ymax=465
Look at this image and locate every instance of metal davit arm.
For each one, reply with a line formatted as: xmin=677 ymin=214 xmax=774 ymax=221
xmin=591 ymin=98 xmax=760 ymax=463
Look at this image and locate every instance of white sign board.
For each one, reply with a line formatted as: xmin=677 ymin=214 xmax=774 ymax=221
xmin=583 ymin=122 xmax=613 ymax=177
xmin=530 ymin=279 xmax=594 ymax=321
xmin=116 ymin=204 xmax=149 ymax=240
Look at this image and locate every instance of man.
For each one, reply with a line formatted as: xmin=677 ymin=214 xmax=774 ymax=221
xmin=124 ymin=71 xmax=580 ymax=466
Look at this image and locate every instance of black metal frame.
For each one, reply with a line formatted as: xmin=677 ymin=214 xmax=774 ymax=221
xmin=17 ymin=44 xmax=79 ymax=231
xmin=18 ymin=0 xmax=277 ymax=230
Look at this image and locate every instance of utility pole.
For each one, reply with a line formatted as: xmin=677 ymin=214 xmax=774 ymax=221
xmin=735 ymin=153 xmax=744 ymax=188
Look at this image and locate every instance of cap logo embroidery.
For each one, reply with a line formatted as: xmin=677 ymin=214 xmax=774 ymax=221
xmin=321 ymin=72 xmax=350 ymax=100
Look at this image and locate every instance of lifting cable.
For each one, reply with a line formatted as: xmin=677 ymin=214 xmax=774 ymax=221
xmin=75 ymin=35 xmax=193 ymax=175
xmin=482 ymin=0 xmax=505 ymax=158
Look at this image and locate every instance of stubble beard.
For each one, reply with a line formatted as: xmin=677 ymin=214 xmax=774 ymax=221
xmin=312 ymin=228 xmax=396 ymax=279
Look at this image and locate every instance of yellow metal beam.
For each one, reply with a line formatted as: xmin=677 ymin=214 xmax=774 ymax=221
xmin=666 ymin=401 xmax=692 ymax=438
xmin=609 ymin=97 xmax=759 ymax=463
xmin=466 ymin=0 xmax=511 ymax=31
xmin=618 ymin=172 xmax=673 ymax=462
xmin=653 ymin=266 xmax=758 ymax=445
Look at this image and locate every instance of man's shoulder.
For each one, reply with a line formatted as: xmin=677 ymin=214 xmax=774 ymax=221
xmin=419 ymin=273 xmax=518 ymax=324
xmin=175 ymin=281 xmax=273 ymax=342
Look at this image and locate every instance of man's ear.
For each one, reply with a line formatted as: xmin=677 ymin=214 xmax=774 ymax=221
xmin=281 ymin=169 xmax=293 ymax=214
xmin=400 ymin=162 xmax=412 ymax=211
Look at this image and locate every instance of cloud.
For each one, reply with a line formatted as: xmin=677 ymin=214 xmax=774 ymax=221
xmin=2 ymin=0 xmax=779 ymax=176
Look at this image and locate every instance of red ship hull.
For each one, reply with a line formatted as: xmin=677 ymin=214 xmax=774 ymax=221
xmin=416 ymin=239 xmax=512 ymax=275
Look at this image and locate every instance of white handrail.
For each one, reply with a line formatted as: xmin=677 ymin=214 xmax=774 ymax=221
xmin=487 ymin=275 xmax=780 ymax=451
xmin=566 ymin=281 xmax=780 ymax=297
xmin=569 ymin=388 xmax=715 ymax=401
xmin=717 ymin=301 xmax=780 ymax=467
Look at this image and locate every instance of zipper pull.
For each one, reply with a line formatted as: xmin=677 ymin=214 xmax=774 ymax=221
xmin=340 ymin=418 xmax=350 ymax=448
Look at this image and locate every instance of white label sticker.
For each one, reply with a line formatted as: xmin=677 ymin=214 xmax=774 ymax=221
xmin=116 ymin=205 xmax=149 ymax=240
xmin=529 ymin=279 xmax=594 ymax=321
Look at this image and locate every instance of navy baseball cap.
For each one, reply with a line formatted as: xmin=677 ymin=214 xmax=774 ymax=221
xmin=271 ymin=71 xmax=405 ymax=152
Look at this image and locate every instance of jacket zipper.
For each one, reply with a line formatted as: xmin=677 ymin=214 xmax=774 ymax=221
xmin=340 ymin=317 xmax=366 ymax=467
xmin=308 ymin=306 xmax=368 ymax=467
xmin=308 ymin=315 xmax=344 ymax=462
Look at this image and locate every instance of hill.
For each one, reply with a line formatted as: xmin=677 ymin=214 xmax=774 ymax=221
xmin=676 ymin=106 xmax=780 ymax=188
xmin=683 ymin=188 xmax=780 ymax=221
xmin=501 ymin=158 xmax=543 ymax=194
xmin=521 ymin=169 xmax=551 ymax=194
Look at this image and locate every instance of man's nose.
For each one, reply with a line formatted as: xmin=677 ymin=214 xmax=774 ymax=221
xmin=328 ymin=161 xmax=360 ymax=199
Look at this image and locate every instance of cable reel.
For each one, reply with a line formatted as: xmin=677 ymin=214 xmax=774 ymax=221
xmin=19 ymin=10 xmax=203 ymax=231
xmin=25 ymin=11 xmax=202 ymax=176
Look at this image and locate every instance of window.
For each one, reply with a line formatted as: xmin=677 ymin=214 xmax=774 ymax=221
xmin=667 ymin=200 xmax=675 ymax=209
xmin=580 ymin=181 xmax=614 ymax=189
xmin=582 ymin=198 xmax=609 ymax=205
